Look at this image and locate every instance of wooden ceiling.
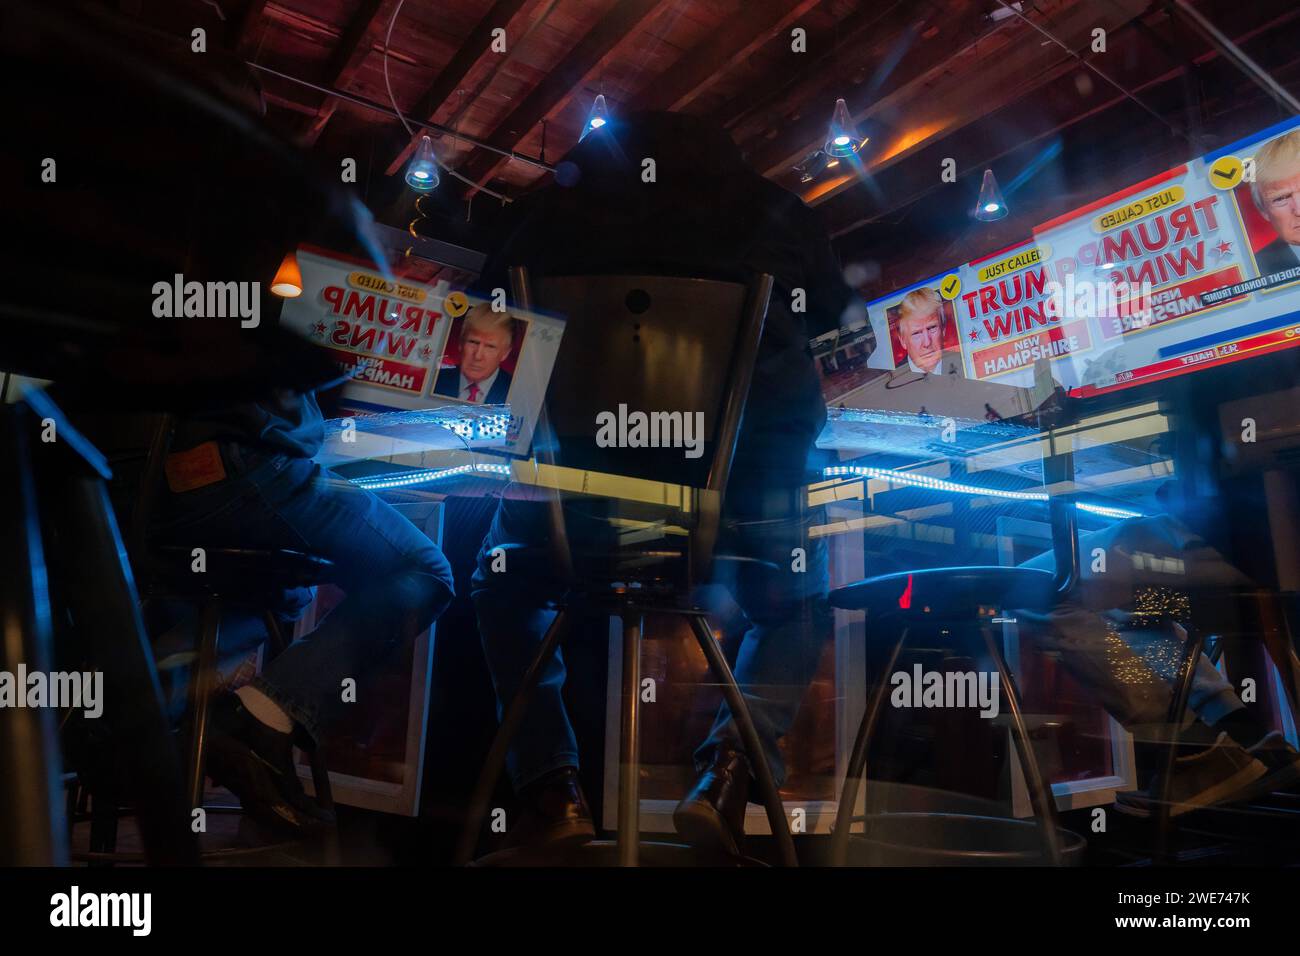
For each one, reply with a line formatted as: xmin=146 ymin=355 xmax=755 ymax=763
xmin=110 ymin=0 xmax=1300 ymax=295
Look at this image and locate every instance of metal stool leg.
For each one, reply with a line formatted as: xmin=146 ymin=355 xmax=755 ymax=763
xmin=1155 ymin=621 xmax=1207 ymax=863
xmin=187 ymin=598 xmax=222 ymax=813
xmin=618 ymin=609 xmax=643 ymax=867
xmin=978 ymin=624 xmax=1063 ymax=865
xmin=88 ymin=786 xmax=120 ymax=866
xmin=687 ymin=613 xmax=800 ymax=868
xmin=309 ymin=743 xmax=335 ymax=814
xmin=831 ymin=623 xmax=909 ymax=867
xmin=454 ymin=607 xmax=573 ymax=865
xmin=0 ymin=409 xmax=65 ymax=865
xmin=45 ymin=447 xmax=198 ymax=864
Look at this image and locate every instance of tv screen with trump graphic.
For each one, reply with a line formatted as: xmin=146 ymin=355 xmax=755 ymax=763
xmin=827 ymin=114 xmax=1300 ymax=406
xmin=277 ymin=246 xmax=565 ymax=456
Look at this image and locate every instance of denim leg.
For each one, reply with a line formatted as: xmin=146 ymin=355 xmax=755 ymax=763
xmin=695 ymin=503 xmax=832 ymax=786
xmin=245 ymin=463 xmax=454 ymax=741
xmin=470 ymin=497 xmax=579 ymax=791
xmin=150 ymin=589 xmax=312 ymax=726
xmin=151 ymin=452 xmax=454 ymax=742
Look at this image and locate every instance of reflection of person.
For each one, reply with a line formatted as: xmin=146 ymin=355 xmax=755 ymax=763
xmin=468 ymin=110 xmax=858 ymax=856
xmin=1018 ymin=484 xmax=1300 ymax=816
xmin=1250 ymin=130 xmax=1300 ymax=275
xmin=433 ymin=304 xmax=515 ymax=403
xmin=895 ymin=288 xmax=948 ymax=375
xmin=153 ymin=391 xmax=455 ymax=832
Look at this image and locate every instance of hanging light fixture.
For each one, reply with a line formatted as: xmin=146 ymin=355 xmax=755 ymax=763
xmin=580 ymin=94 xmax=610 ymax=141
xmin=405 ymin=135 xmax=440 ymax=192
xmin=270 ymin=250 xmax=303 ymax=298
xmin=824 ymin=98 xmax=862 ymax=158
xmin=974 ymin=168 xmax=1009 ymax=221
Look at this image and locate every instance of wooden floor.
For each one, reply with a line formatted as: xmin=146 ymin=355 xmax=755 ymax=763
xmin=67 ymin=783 xmax=363 ymax=866
xmin=64 ymin=779 xmax=1300 ymax=867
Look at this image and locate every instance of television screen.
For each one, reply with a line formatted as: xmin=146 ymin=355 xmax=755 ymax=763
xmin=842 ymin=115 xmax=1300 ymax=402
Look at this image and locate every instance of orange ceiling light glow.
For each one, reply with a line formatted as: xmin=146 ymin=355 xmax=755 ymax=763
xmin=271 ymin=250 xmax=303 ymax=298
xmin=804 ymin=172 xmax=856 ymax=203
xmin=876 ymin=119 xmax=951 ymax=165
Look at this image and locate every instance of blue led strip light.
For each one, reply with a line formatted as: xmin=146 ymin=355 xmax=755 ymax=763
xmin=353 ymin=462 xmax=513 ymax=490
xmin=322 ymin=408 xmax=513 ymax=444
xmin=822 ymin=465 xmax=1141 ymax=519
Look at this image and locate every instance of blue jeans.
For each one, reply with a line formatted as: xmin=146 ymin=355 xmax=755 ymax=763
xmin=470 ymin=484 xmax=831 ymax=791
xmin=150 ymin=446 xmax=454 ymax=742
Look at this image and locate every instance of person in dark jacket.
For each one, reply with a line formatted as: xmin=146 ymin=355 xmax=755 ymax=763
xmin=469 ymin=110 xmax=865 ymax=854
xmin=153 ymin=387 xmax=455 ymax=832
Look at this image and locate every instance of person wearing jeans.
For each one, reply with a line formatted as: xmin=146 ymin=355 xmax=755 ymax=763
xmin=1017 ymin=499 xmax=1300 ymax=816
xmin=465 ymin=109 xmax=859 ymax=854
xmin=470 ymin=481 xmax=832 ymax=853
xmin=151 ymin=392 xmax=454 ymax=831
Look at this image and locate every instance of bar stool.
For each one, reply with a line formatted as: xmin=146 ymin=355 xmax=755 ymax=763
xmin=457 ymin=574 xmax=797 ymax=867
xmin=827 ymin=566 xmax=1083 ymax=865
xmin=74 ymin=545 xmax=338 ymax=863
xmin=151 ymin=546 xmax=337 ymax=818
xmin=456 ymin=267 xmax=798 ymax=867
xmin=827 ymin=434 xmax=1086 ymax=867
xmin=69 ymin=409 xmax=337 ymax=862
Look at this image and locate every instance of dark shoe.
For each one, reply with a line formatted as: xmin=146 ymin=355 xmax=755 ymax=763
xmin=508 ymin=767 xmax=595 ymax=849
xmin=1115 ymin=732 xmax=1267 ymax=819
xmin=203 ymin=692 xmax=335 ymax=834
xmin=673 ymin=744 xmax=751 ymax=855
xmin=1243 ymin=731 xmax=1300 ymax=798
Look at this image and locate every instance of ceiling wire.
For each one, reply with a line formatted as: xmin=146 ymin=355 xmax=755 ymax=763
xmin=438 ymin=0 xmax=563 ymax=144
xmin=245 ymin=62 xmax=553 ymax=170
xmin=1170 ymin=0 xmax=1300 ymax=114
xmin=992 ymin=0 xmax=1191 ymax=143
xmin=382 ymin=0 xmax=514 ymax=201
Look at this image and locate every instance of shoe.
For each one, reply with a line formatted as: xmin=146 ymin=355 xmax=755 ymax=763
xmin=508 ymin=767 xmax=595 ymax=849
xmin=1242 ymin=731 xmax=1300 ymax=800
xmin=203 ymin=692 xmax=335 ymax=834
xmin=1115 ymin=732 xmax=1267 ymax=819
xmin=673 ymin=743 xmax=751 ymax=856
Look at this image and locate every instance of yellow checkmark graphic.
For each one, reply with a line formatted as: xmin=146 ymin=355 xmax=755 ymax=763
xmin=1209 ymin=155 xmax=1243 ymax=190
xmin=444 ymin=291 xmax=470 ymax=318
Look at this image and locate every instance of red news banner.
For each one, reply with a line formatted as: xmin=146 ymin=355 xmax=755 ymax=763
xmin=318 ymin=282 xmax=445 ymax=394
xmin=954 ymin=165 xmax=1251 ymax=391
xmin=924 ymin=115 xmax=1300 ymax=396
xmin=277 ymin=246 xmax=456 ymax=412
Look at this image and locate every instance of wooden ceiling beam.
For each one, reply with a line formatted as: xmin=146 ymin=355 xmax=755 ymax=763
xmin=262 ymin=88 xmax=321 ymax=116
xmin=790 ymin=0 xmax=1149 ymax=206
xmin=383 ymin=0 xmax=547 ymax=176
xmin=628 ymin=0 xmax=824 ymax=113
xmin=228 ymin=0 xmax=270 ymax=58
xmin=455 ymin=0 xmax=669 ymax=196
xmin=819 ymin=0 xmax=1300 ymax=241
xmin=705 ymin=0 xmax=918 ymax=135
xmin=301 ymin=0 xmax=389 ymax=146
xmin=739 ymin=0 xmax=999 ymax=178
